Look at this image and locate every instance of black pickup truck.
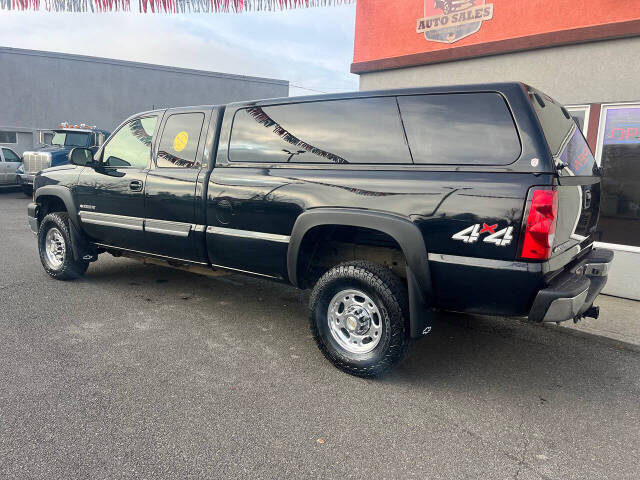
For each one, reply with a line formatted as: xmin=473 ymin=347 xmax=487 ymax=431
xmin=27 ymin=83 xmax=613 ymax=377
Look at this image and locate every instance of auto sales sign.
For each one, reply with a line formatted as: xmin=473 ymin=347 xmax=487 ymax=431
xmin=417 ymin=1 xmax=494 ymax=44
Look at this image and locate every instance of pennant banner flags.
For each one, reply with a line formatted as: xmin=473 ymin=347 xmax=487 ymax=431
xmin=246 ymin=106 xmax=348 ymax=164
xmin=0 ymin=0 xmax=353 ymax=11
xmin=1 ymin=0 xmax=130 ymax=11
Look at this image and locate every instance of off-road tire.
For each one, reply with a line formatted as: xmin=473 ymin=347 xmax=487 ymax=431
xmin=310 ymin=261 xmax=410 ymax=378
xmin=21 ymin=185 xmax=33 ymax=197
xmin=38 ymin=212 xmax=89 ymax=280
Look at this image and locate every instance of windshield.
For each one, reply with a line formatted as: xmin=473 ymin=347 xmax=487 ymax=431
xmin=51 ymin=131 xmax=91 ymax=147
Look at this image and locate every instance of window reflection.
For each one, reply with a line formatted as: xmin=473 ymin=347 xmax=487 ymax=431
xmin=597 ymin=106 xmax=640 ymax=247
xmin=102 ymin=117 xmax=157 ymax=169
xmin=157 ymin=113 xmax=205 ymax=169
xmin=557 ymin=125 xmax=596 ymax=176
xmin=229 ymin=97 xmax=411 ymax=164
xmin=398 ymin=93 xmax=521 ymax=165
xmin=243 ymin=106 xmax=348 ymax=164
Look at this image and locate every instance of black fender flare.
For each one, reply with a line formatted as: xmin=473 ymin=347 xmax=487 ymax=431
xmin=34 ymin=185 xmax=93 ymax=262
xmin=287 ymin=208 xmax=435 ymax=338
xmin=34 ymin=185 xmax=81 ymax=228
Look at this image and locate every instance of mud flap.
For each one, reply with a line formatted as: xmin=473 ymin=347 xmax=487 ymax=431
xmin=407 ymin=267 xmax=436 ymax=338
xmin=68 ymin=220 xmax=98 ymax=262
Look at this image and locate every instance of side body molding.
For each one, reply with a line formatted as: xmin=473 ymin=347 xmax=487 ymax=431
xmin=288 ymin=208 xmax=435 ymax=338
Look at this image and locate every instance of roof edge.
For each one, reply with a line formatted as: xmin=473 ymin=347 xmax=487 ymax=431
xmin=0 ymin=46 xmax=289 ymax=87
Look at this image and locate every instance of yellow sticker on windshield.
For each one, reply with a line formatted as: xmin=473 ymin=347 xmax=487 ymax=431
xmin=173 ymin=131 xmax=189 ymax=152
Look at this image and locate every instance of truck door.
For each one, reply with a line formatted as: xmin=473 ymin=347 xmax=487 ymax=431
xmin=144 ymin=108 xmax=212 ymax=263
xmin=2 ymin=148 xmax=22 ymax=184
xmin=74 ymin=115 xmax=159 ymax=251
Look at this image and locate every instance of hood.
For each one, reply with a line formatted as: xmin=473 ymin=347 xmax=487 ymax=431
xmin=45 ymin=164 xmax=78 ymax=173
xmin=33 ymin=145 xmax=74 ymax=154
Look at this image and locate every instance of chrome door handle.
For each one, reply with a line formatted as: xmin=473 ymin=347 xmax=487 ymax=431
xmin=130 ymin=180 xmax=143 ymax=192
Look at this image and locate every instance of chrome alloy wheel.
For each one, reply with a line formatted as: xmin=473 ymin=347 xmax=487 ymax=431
xmin=44 ymin=227 xmax=66 ymax=269
xmin=327 ymin=289 xmax=383 ymax=354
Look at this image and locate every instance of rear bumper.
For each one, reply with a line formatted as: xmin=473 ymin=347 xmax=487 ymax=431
xmin=529 ymin=248 xmax=614 ymax=323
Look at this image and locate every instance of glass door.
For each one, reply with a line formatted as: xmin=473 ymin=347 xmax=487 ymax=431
xmin=594 ymin=103 xmax=640 ymax=300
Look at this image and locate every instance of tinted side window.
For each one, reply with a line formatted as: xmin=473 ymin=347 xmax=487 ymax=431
xmin=398 ymin=93 xmax=521 ymax=165
xmin=157 ymin=113 xmax=205 ymax=168
xmin=102 ymin=117 xmax=157 ymax=169
xmin=229 ymin=97 xmax=411 ymax=164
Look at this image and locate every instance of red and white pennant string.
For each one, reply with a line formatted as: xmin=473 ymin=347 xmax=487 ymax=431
xmin=0 ymin=0 xmax=353 ymax=11
xmin=1 ymin=0 xmax=130 ymax=10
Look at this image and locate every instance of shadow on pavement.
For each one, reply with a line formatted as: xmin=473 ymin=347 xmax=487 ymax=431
xmin=82 ymin=256 xmax=636 ymax=399
xmin=387 ymin=310 xmax=634 ymax=399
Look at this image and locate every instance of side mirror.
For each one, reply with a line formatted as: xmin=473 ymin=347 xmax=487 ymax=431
xmin=69 ymin=147 xmax=95 ymax=167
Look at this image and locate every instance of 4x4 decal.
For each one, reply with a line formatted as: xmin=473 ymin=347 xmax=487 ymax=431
xmin=452 ymin=223 xmax=514 ymax=247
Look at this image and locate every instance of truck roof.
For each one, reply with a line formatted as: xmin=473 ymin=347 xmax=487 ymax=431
xmin=141 ymin=82 xmax=531 ymax=117
xmin=56 ymin=128 xmax=110 ymax=135
xmin=227 ymin=82 xmax=530 ymax=108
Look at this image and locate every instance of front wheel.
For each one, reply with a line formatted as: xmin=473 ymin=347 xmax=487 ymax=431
xmin=309 ymin=261 xmax=410 ymax=378
xmin=38 ymin=212 xmax=89 ymax=280
xmin=21 ymin=185 xmax=33 ymax=197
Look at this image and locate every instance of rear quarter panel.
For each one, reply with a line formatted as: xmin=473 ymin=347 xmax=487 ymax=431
xmin=206 ymin=166 xmax=551 ymax=314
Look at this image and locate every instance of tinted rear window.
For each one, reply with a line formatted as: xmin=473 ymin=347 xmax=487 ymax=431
xmin=530 ymin=90 xmax=596 ymax=176
xmin=228 ymin=97 xmax=411 ymax=164
xmin=397 ymin=93 xmax=521 ymax=165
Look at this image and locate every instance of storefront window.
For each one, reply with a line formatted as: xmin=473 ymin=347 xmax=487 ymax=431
xmin=595 ymin=105 xmax=640 ymax=248
xmin=566 ymin=105 xmax=589 ymax=135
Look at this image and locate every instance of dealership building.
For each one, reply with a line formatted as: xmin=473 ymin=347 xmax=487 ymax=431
xmin=353 ymin=0 xmax=640 ymax=300
xmin=0 ymin=46 xmax=289 ymax=155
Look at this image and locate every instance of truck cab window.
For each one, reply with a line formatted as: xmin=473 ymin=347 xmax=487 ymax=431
xmin=156 ymin=113 xmax=205 ymax=168
xmin=102 ymin=117 xmax=157 ymax=169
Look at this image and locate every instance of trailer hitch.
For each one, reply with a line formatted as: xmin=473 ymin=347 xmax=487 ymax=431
xmin=572 ymin=305 xmax=600 ymax=323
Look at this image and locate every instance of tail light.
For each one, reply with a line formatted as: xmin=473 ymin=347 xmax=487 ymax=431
xmin=519 ymin=188 xmax=558 ymax=260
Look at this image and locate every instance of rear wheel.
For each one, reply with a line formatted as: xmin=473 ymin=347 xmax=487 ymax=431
xmin=310 ymin=261 xmax=410 ymax=378
xmin=38 ymin=212 xmax=89 ymax=280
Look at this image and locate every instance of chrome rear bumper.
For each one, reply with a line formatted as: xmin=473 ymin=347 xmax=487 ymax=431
xmin=529 ymin=248 xmax=614 ymax=323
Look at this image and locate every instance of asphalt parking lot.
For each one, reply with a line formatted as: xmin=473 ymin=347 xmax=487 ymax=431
xmin=1 ymin=189 xmax=639 ymax=480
